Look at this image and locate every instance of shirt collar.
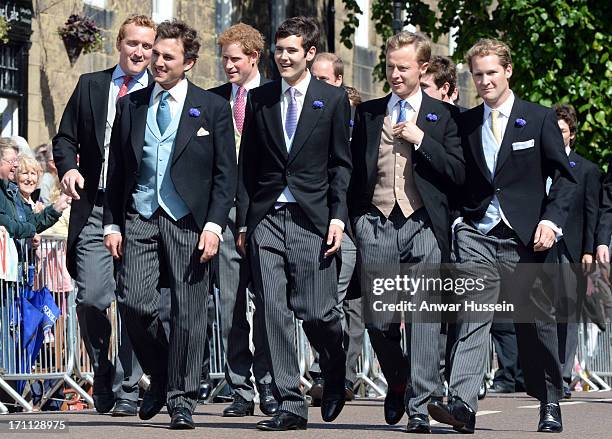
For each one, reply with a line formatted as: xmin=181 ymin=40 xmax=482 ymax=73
xmin=387 ymin=89 xmax=423 ymax=114
xmin=112 ymin=65 xmax=148 ymax=87
xmin=232 ymin=71 xmax=262 ymax=97
xmin=483 ymin=90 xmax=515 ymax=121
xmin=565 ymin=146 xmax=571 ymax=156
xmin=152 ymin=77 xmax=189 ymax=104
xmin=281 ymin=71 xmax=311 ymax=97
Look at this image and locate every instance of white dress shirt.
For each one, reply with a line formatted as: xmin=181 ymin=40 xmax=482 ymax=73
xmin=387 ymin=89 xmax=423 ymax=149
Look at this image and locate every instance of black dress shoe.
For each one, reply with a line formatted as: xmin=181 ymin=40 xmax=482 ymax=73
xmin=258 ymin=384 xmax=279 ymax=416
xmin=170 ymin=407 xmax=195 ymax=430
xmin=344 ymin=380 xmax=355 ymax=401
xmin=321 ymin=394 xmax=345 ymax=422
xmin=478 ymin=379 xmax=487 ymax=400
xmin=139 ymin=378 xmax=167 ymax=420
xmin=223 ymin=394 xmax=254 ymax=417
xmin=384 ymin=387 xmax=405 ymax=425
xmin=406 ymin=414 xmax=431 ymax=434
xmin=537 ymin=402 xmax=563 ymax=433
xmin=197 ymin=380 xmax=212 ymax=403
xmin=488 ymin=384 xmax=515 ymax=393
xmin=256 ymin=411 xmax=307 ymax=431
xmin=92 ymin=374 xmax=114 ymax=414
xmin=309 ymin=377 xmax=324 ymax=407
xmin=111 ymin=399 xmax=137 ymax=417
xmin=427 ymin=397 xmax=475 ymax=434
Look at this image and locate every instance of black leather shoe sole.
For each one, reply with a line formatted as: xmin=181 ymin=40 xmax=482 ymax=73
xmin=256 ymin=421 xmax=307 ymax=431
xmin=260 ymin=402 xmax=279 ymax=416
xmin=427 ymin=403 xmax=463 ymax=429
xmin=93 ymin=394 xmax=115 ymax=414
xmin=170 ymin=419 xmax=195 ymax=430
xmin=537 ymin=422 xmax=563 ymax=433
xmin=111 ymin=405 xmax=137 ymax=417
xmin=222 ymin=406 xmax=255 ymax=417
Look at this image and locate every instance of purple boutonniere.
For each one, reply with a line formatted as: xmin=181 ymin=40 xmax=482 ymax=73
xmin=515 ymin=118 xmax=527 ymax=127
xmin=188 ymin=108 xmax=201 ymax=117
xmin=312 ymin=100 xmax=324 ymax=109
xmin=349 ymin=119 xmax=354 ymax=127
xmin=426 ymin=113 xmax=438 ymax=122
xmin=569 ymin=161 xmax=577 ymax=168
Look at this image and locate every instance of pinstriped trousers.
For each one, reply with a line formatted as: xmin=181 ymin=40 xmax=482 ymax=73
xmin=450 ymin=221 xmax=563 ymax=411
xmin=116 ymin=209 xmax=209 ymax=412
xmin=249 ymin=204 xmax=345 ymax=419
xmin=355 ymin=206 xmax=442 ymax=416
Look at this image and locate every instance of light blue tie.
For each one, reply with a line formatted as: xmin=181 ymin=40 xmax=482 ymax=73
xmin=285 ymin=87 xmax=298 ymax=140
xmin=156 ymin=91 xmax=171 ymax=135
xmin=397 ymin=100 xmax=407 ymax=123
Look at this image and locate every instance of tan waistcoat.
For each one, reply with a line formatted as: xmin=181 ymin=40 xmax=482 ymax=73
xmin=371 ymin=115 xmax=424 ymax=218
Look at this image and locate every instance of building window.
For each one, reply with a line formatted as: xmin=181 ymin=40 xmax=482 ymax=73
xmin=83 ymin=0 xmax=106 ymax=8
xmin=0 ymin=97 xmax=18 ymax=136
xmin=355 ymin=0 xmax=369 ymax=48
xmin=152 ymin=0 xmax=173 ymax=23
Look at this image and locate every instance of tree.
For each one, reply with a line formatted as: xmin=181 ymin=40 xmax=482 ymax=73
xmin=341 ymin=0 xmax=612 ymax=166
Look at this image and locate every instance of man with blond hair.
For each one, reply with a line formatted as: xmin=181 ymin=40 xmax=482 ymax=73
xmin=427 ymin=39 xmax=575 ymax=433
xmin=348 ymin=31 xmax=464 ymax=433
xmin=53 ymin=14 xmax=157 ymax=416
xmin=207 ymin=22 xmax=277 ymax=418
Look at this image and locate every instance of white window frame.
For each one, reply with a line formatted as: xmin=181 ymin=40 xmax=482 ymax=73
xmin=152 ymin=0 xmax=174 ymax=23
xmin=83 ymin=0 xmax=106 ymax=8
xmin=355 ymin=0 xmax=369 ymax=48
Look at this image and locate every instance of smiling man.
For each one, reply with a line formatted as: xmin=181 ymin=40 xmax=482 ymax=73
xmin=103 ymin=20 xmax=236 ymax=429
xmin=347 ymin=31 xmax=464 ymax=433
xmin=427 ymin=39 xmax=576 ymax=434
xmin=207 ymin=23 xmax=278 ymax=418
xmin=236 ymin=16 xmax=352 ymax=431
xmin=53 ymin=15 xmax=156 ymax=417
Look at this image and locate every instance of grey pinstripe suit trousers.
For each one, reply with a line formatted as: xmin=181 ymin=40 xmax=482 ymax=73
xmin=355 ymin=206 xmax=442 ymax=416
xmin=450 ymin=221 xmax=563 ymax=411
xmin=116 ymin=209 xmax=210 ymax=412
xmin=249 ymin=204 xmax=345 ymax=419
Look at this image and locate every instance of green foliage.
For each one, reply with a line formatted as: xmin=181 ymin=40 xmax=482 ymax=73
xmin=340 ymin=0 xmax=612 ymax=167
xmin=0 ymin=15 xmax=9 ymax=44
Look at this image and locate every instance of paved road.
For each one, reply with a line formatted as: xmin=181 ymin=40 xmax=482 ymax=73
xmin=1 ymin=391 xmax=611 ymax=438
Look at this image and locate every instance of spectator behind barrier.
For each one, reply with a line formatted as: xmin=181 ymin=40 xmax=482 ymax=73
xmin=34 ymin=144 xmax=59 ymax=205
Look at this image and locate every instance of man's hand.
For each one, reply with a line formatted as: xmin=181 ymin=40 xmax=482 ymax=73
xmin=596 ymin=244 xmax=610 ymax=264
xmin=392 ymin=121 xmax=424 ymax=145
xmin=533 ymin=224 xmax=555 ymax=251
xmin=324 ymin=224 xmax=343 ymax=258
xmin=582 ymin=253 xmax=594 ymax=274
xmin=52 ymin=194 xmax=72 ymax=213
xmin=104 ymin=233 xmax=123 ymax=259
xmin=32 ymin=234 xmax=41 ymax=249
xmin=236 ymin=232 xmax=247 ymax=257
xmin=198 ymin=230 xmax=220 ymax=263
xmin=61 ymin=169 xmax=84 ymax=200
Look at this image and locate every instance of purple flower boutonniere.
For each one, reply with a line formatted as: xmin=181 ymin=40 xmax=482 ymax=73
xmin=188 ymin=108 xmax=201 ymax=117
xmin=349 ymin=119 xmax=354 ymax=127
xmin=426 ymin=113 xmax=438 ymax=122
xmin=312 ymin=100 xmax=324 ymax=109
xmin=515 ymin=118 xmax=527 ymax=127
xmin=569 ymin=161 xmax=577 ymax=168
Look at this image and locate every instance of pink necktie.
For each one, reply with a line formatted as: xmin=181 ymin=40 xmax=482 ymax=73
xmin=117 ymin=76 xmax=133 ymax=100
xmin=233 ymin=86 xmax=247 ymax=134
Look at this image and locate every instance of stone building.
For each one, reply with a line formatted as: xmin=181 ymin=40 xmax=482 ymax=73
xmin=0 ymin=0 xmax=474 ymax=147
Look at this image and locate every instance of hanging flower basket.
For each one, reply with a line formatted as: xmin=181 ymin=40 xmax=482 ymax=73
xmin=0 ymin=15 xmax=9 ymax=44
xmin=58 ymin=14 xmax=104 ymax=66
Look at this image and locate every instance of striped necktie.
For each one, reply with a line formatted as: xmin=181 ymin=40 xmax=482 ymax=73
xmin=284 ymin=87 xmax=298 ymax=140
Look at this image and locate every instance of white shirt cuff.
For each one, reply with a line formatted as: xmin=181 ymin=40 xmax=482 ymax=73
xmin=103 ymin=224 xmax=121 ymax=236
xmin=539 ymin=220 xmax=563 ymax=240
xmin=330 ymin=219 xmax=345 ymax=231
xmin=204 ymin=222 xmax=223 ymax=241
xmin=238 ymin=227 xmax=247 ymax=233
xmin=414 ymin=142 xmax=421 ymax=150
xmin=597 ymin=244 xmax=608 ymax=251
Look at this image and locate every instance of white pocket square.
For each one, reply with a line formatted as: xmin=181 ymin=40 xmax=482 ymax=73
xmin=197 ymin=127 xmax=210 ymax=137
xmin=512 ymin=139 xmax=534 ymax=151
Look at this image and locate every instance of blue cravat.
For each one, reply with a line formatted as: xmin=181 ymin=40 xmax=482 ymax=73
xmin=156 ymin=90 xmax=171 ymax=135
xmin=397 ymin=99 xmax=407 ymax=123
xmin=284 ymin=87 xmax=298 ymax=140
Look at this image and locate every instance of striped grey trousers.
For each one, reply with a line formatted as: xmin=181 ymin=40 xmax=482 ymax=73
xmin=450 ymin=221 xmax=563 ymax=411
xmin=355 ymin=206 xmax=442 ymax=416
xmin=117 ymin=209 xmax=210 ymax=412
xmin=249 ymin=204 xmax=345 ymax=419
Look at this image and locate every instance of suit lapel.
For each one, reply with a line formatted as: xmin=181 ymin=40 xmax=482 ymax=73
xmin=90 ymin=68 xmax=114 ymax=155
xmin=287 ymin=80 xmax=325 ymax=163
xmin=468 ymin=105 xmax=489 ymax=179
xmin=495 ymin=98 xmax=525 ymax=174
xmin=260 ymin=81 xmax=287 ymax=160
xmin=365 ymin=95 xmax=389 ymax=180
xmin=172 ymin=81 xmax=207 ymax=165
xmin=129 ymin=85 xmax=153 ymax=166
